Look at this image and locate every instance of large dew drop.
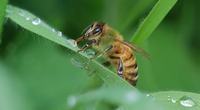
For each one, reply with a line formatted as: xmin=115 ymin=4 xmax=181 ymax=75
xmin=179 ymin=96 xmax=195 ymax=107
xmin=32 ymin=18 xmax=41 ymax=25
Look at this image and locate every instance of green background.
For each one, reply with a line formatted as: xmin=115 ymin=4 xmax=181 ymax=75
xmin=0 ymin=0 xmax=200 ymax=110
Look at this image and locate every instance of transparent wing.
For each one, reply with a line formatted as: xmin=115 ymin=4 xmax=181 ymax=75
xmin=116 ymin=40 xmax=150 ymax=59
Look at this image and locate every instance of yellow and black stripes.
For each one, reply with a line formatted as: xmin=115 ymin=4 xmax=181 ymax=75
xmin=107 ymin=40 xmax=138 ymax=86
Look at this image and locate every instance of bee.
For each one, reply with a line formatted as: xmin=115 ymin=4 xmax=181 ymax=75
xmin=75 ymin=22 xmax=148 ymax=86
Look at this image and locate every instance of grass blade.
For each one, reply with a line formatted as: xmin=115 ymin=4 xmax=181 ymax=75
xmin=119 ymin=0 xmax=155 ymax=31
xmin=152 ymin=91 xmax=200 ymax=109
xmin=0 ymin=0 xmax=8 ymax=44
xmin=131 ymin=0 xmax=177 ymax=44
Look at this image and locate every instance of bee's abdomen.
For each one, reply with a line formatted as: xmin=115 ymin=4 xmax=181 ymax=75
xmin=123 ymin=56 xmax=138 ymax=86
xmin=107 ymin=43 xmax=138 ymax=86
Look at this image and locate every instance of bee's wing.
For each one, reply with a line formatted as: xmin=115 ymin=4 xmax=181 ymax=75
xmin=120 ymin=41 xmax=150 ymax=59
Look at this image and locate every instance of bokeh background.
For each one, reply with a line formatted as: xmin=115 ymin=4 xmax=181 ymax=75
xmin=0 ymin=0 xmax=200 ymax=110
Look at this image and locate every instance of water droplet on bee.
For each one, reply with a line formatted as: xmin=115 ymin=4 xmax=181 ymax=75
xmin=32 ymin=18 xmax=41 ymax=25
xmin=179 ymin=96 xmax=195 ymax=107
xmin=67 ymin=96 xmax=77 ymax=108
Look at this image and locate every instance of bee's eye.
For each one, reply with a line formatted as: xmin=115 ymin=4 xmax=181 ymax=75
xmin=93 ymin=27 xmax=101 ymax=35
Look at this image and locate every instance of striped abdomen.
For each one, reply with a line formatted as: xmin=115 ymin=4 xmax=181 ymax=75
xmin=107 ymin=40 xmax=138 ymax=86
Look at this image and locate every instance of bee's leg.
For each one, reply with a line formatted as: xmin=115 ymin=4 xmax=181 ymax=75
xmin=90 ymin=45 xmax=113 ymax=60
xmin=117 ymin=57 xmax=124 ymax=77
xmin=102 ymin=61 xmax=111 ymax=67
xmin=77 ymin=43 xmax=92 ymax=52
xmin=77 ymin=40 xmax=97 ymax=52
xmin=75 ymin=35 xmax=84 ymax=44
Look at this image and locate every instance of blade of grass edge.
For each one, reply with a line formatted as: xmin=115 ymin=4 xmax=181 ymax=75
xmin=131 ymin=0 xmax=177 ymax=44
xmin=0 ymin=0 xmax=8 ymax=44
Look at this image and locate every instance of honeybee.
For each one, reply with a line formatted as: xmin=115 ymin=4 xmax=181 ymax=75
xmin=75 ymin=22 xmax=148 ymax=86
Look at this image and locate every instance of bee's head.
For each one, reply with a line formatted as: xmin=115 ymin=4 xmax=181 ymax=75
xmin=76 ymin=22 xmax=105 ymax=44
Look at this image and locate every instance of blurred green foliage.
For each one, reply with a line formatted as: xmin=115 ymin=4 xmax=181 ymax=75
xmin=0 ymin=0 xmax=200 ymax=110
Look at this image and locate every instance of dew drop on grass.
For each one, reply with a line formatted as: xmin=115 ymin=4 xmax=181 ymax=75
xmin=146 ymin=94 xmax=155 ymax=100
xmin=52 ymin=28 xmax=56 ymax=32
xmin=67 ymin=96 xmax=77 ymax=108
xmin=51 ymin=28 xmax=63 ymax=37
xmin=179 ymin=96 xmax=195 ymax=107
xmin=26 ymin=17 xmax=31 ymax=21
xmin=85 ymin=49 xmax=95 ymax=58
xmin=67 ymin=39 xmax=77 ymax=47
xmin=146 ymin=94 xmax=150 ymax=97
xmin=57 ymin=31 xmax=62 ymax=37
xmin=167 ymin=96 xmax=177 ymax=104
xmin=171 ymin=98 xmax=177 ymax=103
xmin=32 ymin=18 xmax=41 ymax=25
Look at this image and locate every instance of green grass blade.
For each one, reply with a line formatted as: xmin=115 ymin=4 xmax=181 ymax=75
xmin=67 ymin=87 xmax=161 ymax=110
xmin=152 ymin=91 xmax=200 ymax=110
xmin=131 ymin=0 xmax=177 ymax=44
xmin=0 ymin=0 xmax=8 ymax=44
xmin=6 ymin=5 xmax=134 ymax=89
xmin=119 ymin=0 xmax=155 ymax=31
xmin=72 ymin=90 xmax=200 ymax=110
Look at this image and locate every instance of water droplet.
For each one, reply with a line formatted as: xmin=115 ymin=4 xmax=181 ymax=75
xmin=171 ymin=98 xmax=176 ymax=103
xmin=52 ymin=28 xmax=56 ymax=32
xmin=67 ymin=96 xmax=77 ymax=108
xmin=85 ymin=49 xmax=96 ymax=58
xmin=26 ymin=17 xmax=31 ymax=21
xmin=166 ymin=96 xmax=176 ymax=104
xmin=67 ymin=39 xmax=77 ymax=47
xmin=179 ymin=96 xmax=195 ymax=107
xmin=32 ymin=18 xmax=41 ymax=25
xmin=146 ymin=94 xmax=150 ymax=97
xmin=57 ymin=31 xmax=62 ymax=37
xmin=146 ymin=94 xmax=155 ymax=100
